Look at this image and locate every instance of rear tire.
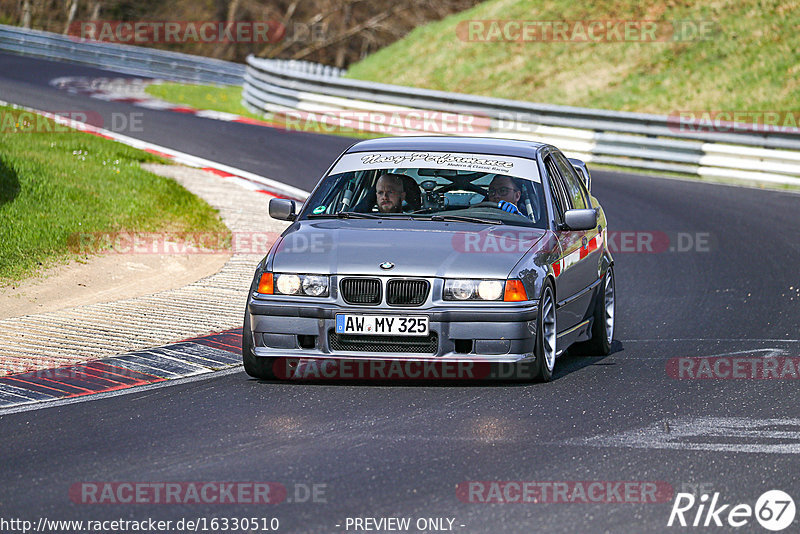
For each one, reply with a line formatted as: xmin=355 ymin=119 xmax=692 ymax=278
xmin=532 ymin=281 xmax=557 ymax=382
xmin=242 ymin=310 xmax=277 ymax=379
xmin=585 ymin=266 xmax=615 ymax=355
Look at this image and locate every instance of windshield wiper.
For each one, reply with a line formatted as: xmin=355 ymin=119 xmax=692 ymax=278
xmin=337 ymin=212 xmax=382 ymax=219
xmin=421 ymin=214 xmax=504 ymax=225
xmin=307 ymin=212 xmax=380 ymax=219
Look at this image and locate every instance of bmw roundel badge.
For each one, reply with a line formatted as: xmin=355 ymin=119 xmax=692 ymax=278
xmin=380 ymin=262 xmax=394 ymax=270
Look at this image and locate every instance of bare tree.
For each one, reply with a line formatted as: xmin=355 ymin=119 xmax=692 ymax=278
xmin=63 ymin=0 xmax=78 ymax=34
xmin=21 ymin=0 xmax=31 ymax=28
xmin=89 ymin=0 xmax=100 ymax=21
xmin=2 ymin=0 xmax=481 ymax=67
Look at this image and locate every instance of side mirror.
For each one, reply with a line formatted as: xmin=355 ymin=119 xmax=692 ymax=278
xmin=568 ymin=158 xmax=592 ymax=192
xmin=562 ymin=209 xmax=598 ymax=231
xmin=269 ymin=198 xmax=296 ymax=221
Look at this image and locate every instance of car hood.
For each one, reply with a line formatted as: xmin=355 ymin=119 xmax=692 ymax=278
xmin=271 ymin=220 xmax=545 ymax=278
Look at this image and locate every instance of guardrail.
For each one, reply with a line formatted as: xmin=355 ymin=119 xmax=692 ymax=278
xmin=0 ymin=24 xmax=244 ymax=85
xmin=244 ymin=55 xmax=800 ymax=186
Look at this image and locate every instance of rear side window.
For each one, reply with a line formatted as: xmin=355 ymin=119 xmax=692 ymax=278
xmin=544 ymin=155 xmax=569 ymax=223
xmin=553 ymin=152 xmax=588 ymax=210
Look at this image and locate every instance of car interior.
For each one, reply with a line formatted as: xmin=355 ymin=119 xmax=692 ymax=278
xmin=344 ymin=168 xmax=544 ymax=223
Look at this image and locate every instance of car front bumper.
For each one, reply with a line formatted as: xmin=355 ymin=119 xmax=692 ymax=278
xmin=247 ymin=297 xmax=538 ymax=364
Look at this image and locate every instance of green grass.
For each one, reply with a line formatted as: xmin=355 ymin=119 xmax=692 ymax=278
xmin=0 ymin=106 xmax=230 ymax=283
xmin=346 ymin=0 xmax=799 ymax=115
xmin=145 ymin=82 xmax=264 ymax=120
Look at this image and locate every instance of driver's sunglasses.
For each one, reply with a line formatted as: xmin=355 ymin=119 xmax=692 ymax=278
xmin=488 ymin=187 xmax=518 ymax=196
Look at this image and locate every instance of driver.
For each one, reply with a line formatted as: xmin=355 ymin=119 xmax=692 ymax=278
xmin=375 ymin=173 xmax=407 ymax=213
xmin=486 ymin=175 xmax=522 ymax=214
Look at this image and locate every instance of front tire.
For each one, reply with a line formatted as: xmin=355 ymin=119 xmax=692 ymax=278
xmin=532 ymin=281 xmax=557 ymax=382
xmin=585 ymin=266 xmax=615 ymax=355
xmin=242 ymin=310 xmax=277 ymax=379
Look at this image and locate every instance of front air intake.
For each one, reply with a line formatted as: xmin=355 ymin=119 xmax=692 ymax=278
xmin=386 ymin=279 xmax=429 ymax=306
xmin=340 ymin=277 xmax=382 ymax=305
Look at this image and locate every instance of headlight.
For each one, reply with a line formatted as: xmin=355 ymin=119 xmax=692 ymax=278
xmin=478 ymin=280 xmax=504 ymax=301
xmin=443 ymin=279 xmax=528 ymax=302
xmin=447 ymin=279 xmax=475 ymax=300
xmin=302 ymin=275 xmax=328 ymax=296
xmin=444 ymin=279 xmax=504 ymax=301
xmin=270 ymin=273 xmax=329 ymax=297
xmin=276 ymin=274 xmax=301 ymax=294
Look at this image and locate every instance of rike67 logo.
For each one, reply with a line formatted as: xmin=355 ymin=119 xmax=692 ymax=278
xmin=668 ymin=490 xmax=796 ymax=531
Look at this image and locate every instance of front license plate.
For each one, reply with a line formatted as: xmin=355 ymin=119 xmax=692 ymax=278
xmin=335 ymin=314 xmax=429 ymax=336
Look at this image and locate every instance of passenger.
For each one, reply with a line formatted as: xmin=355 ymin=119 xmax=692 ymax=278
xmin=486 ymin=175 xmax=522 ymax=214
xmin=375 ymin=173 xmax=407 ymax=213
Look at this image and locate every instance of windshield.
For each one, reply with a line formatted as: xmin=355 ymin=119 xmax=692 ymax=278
xmin=300 ymin=151 xmax=548 ymax=228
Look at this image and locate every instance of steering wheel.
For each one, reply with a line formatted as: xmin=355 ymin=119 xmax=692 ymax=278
xmin=472 ymin=200 xmax=528 ymax=217
xmin=471 ymin=201 xmax=505 ymax=209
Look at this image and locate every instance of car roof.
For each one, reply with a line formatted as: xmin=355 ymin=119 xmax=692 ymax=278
xmin=344 ymin=136 xmax=550 ymax=159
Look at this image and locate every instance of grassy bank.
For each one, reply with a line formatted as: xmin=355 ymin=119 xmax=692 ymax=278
xmin=145 ymin=82 xmax=263 ymax=120
xmin=345 ymin=0 xmax=798 ymax=114
xmin=0 ymin=106 xmax=229 ymax=282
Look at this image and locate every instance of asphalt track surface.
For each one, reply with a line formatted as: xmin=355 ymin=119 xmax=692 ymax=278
xmin=1 ymin=52 xmax=799 ymax=533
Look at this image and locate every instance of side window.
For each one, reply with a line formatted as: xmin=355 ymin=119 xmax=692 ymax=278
xmin=544 ymin=155 xmax=570 ymax=223
xmin=553 ymin=152 xmax=588 ymax=210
